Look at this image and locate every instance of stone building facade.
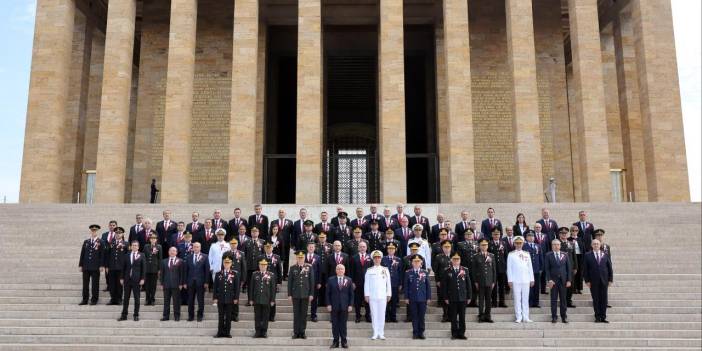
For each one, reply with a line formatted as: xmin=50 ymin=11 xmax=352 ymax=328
xmin=20 ymin=0 xmax=689 ymax=204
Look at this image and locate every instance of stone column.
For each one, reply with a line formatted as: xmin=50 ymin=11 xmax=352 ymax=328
xmin=505 ymin=0 xmax=543 ymax=202
xmin=567 ymin=0 xmax=611 ymax=202
xmin=19 ymin=0 xmax=76 ymax=203
xmin=295 ymin=0 xmax=323 ymax=203
xmin=441 ymin=0 xmax=474 ymax=202
xmin=631 ymin=0 xmax=689 ymax=201
xmin=378 ymin=0 xmax=407 ymax=203
xmin=160 ymin=0 xmax=198 ymax=203
xmin=94 ymin=0 xmax=137 ymax=203
xmin=228 ymin=0 xmax=260 ymax=203
xmin=613 ymin=11 xmax=648 ymax=201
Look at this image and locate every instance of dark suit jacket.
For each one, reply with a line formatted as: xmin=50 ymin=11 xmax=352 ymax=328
xmin=513 ymin=224 xmax=530 ymax=237
xmin=185 ymin=253 xmax=210 ymax=286
xmin=128 ymin=224 xmax=145 ymax=244
xmin=582 ymin=251 xmax=613 ymax=286
xmin=186 ymin=222 xmax=204 ymax=239
xmin=389 ymin=214 xmax=409 ymax=230
xmin=227 ymin=217 xmax=248 ymax=238
xmin=247 ymin=214 xmax=269 ymax=236
xmin=292 ymin=219 xmax=309 ymax=250
xmin=160 ymin=257 xmax=185 ymax=288
xmin=536 ymin=218 xmax=559 ymax=240
xmin=211 ymin=218 xmax=230 ymax=236
xmin=350 ymin=253 xmax=373 ymax=286
xmin=544 ymin=251 xmax=572 ymax=284
xmin=574 ymin=221 xmax=595 ymax=250
xmin=409 ymin=215 xmax=430 ymax=238
xmin=314 ymin=222 xmax=336 ymax=235
xmin=326 ymin=275 xmax=354 ymax=311
xmin=155 ymin=220 xmax=178 ymax=246
xmin=481 ymin=218 xmax=503 ymax=237
xmin=363 ymin=214 xmax=387 ymax=232
xmin=79 ymin=238 xmax=105 ymax=271
xmin=350 ymin=218 xmax=368 ymax=232
xmin=270 ymin=218 xmax=294 ymax=244
xmin=327 ymin=251 xmax=350 ymax=277
xmin=122 ymin=252 xmax=146 ymax=283
xmin=454 ymin=221 xmax=471 ymax=238
xmin=430 ymin=223 xmax=450 ymax=244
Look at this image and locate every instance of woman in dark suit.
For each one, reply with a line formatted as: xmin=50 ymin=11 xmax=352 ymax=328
xmin=513 ymin=213 xmax=529 ymax=237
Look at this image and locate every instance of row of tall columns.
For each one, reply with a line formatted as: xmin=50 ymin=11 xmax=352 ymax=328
xmin=19 ymin=0 xmax=689 ymax=203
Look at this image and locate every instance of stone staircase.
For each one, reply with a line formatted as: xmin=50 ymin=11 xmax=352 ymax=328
xmin=0 ymin=202 xmax=699 ymax=350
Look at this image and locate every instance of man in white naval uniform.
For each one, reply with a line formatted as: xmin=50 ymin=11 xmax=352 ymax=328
xmin=507 ymin=236 xmax=534 ymax=323
xmin=208 ymin=229 xmax=231 ymax=286
xmin=364 ymin=250 xmax=392 ymax=340
xmin=407 ymin=224 xmax=432 ymax=271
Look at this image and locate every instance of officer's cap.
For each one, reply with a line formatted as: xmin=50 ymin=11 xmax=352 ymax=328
xmin=441 ymin=240 xmax=452 ymax=248
xmin=412 ymin=224 xmax=424 ymax=231
xmin=513 ymin=236 xmax=525 ymax=243
xmin=411 ymin=255 xmax=422 ymax=263
xmin=229 ymin=238 xmax=238 ymax=244
xmin=491 ymin=227 xmax=501 ymax=233
xmin=478 ymin=239 xmax=489 ymax=245
xmin=386 ymin=243 xmax=397 ymax=249
xmin=216 ymin=229 xmax=226 ymax=235
xmin=338 ymin=212 xmax=348 ymax=219
xmin=264 ymin=241 xmax=273 ymax=248
xmin=371 ymin=219 xmax=380 ymax=225
xmin=385 ymin=228 xmax=394 ymax=234
xmin=115 ymin=227 xmax=125 ymax=234
xmin=149 ymin=233 xmax=158 ymax=239
xmin=558 ymin=227 xmax=570 ymax=234
xmin=318 ymin=232 xmax=327 ymax=239
xmin=295 ymin=251 xmax=305 ymax=258
xmin=89 ymin=224 xmax=101 ymax=230
xmin=223 ymin=257 xmax=233 ymax=263
xmin=408 ymin=242 xmax=421 ymax=250
xmin=184 ymin=231 xmax=192 ymax=237
xmin=438 ymin=228 xmax=449 ymax=235
xmin=525 ymin=230 xmax=535 ymax=237
xmin=451 ymin=252 xmax=461 ymax=260
xmin=258 ymin=259 xmax=269 ymax=265
xmin=371 ymin=250 xmax=383 ymax=258
xmin=594 ymin=229 xmax=606 ymax=236
xmin=304 ymin=220 xmax=314 ymax=226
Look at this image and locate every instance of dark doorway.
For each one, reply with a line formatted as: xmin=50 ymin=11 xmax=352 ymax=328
xmin=263 ymin=26 xmax=297 ymax=203
xmin=405 ymin=25 xmax=439 ymax=203
xmin=323 ymin=26 xmax=380 ymax=204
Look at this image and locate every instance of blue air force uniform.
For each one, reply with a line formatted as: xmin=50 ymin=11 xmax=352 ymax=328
xmin=404 ymin=263 xmax=431 ymax=338
xmin=381 ymin=252 xmax=404 ymax=322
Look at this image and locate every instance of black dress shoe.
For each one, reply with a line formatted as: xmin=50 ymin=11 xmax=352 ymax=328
xmin=197 ymin=317 xmax=203 ymax=322
xmin=174 ymin=317 xmax=180 ymax=321
xmin=311 ymin=316 xmax=318 ymax=322
xmin=292 ymin=334 xmax=298 ymax=339
xmin=262 ymin=333 xmax=268 ymax=338
xmin=601 ymin=319 xmax=609 ymax=323
xmin=89 ymin=301 xmax=98 ymax=305
xmin=341 ymin=343 xmax=349 ymax=348
xmin=79 ymin=301 xmax=88 ymax=306
xmin=404 ymin=318 xmax=412 ymax=323
xmin=355 ymin=317 xmax=361 ymax=323
xmin=607 ymin=304 xmax=612 ymax=308
xmin=467 ymin=303 xmax=477 ymax=307
xmin=160 ymin=318 xmax=169 ymax=321
xmin=441 ymin=317 xmax=449 ymax=323
xmin=214 ymin=334 xmax=223 ymax=338
xmin=412 ymin=335 xmax=419 ymax=340
xmin=390 ymin=319 xmax=398 ymax=323
xmin=187 ymin=318 xmax=194 ymax=322
xmin=269 ymin=318 xmax=275 ymax=322
xmin=418 ymin=334 xmax=426 ymax=339
xmin=567 ymin=303 xmax=576 ymax=308
xmin=485 ymin=318 xmax=494 ymax=323
xmin=498 ymin=303 xmax=508 ymax=308
xmin=457 ymin=335 xmax=467 ymax=340
xmin=300 ymin=333 xmax=307 ymax=339
xmin=561 ymin=318 xmax=568 ymax=324
xmin=365 ymin=317 xmax=371 ymax=323
xmin=118 ymin=316 xmax=127 ymax=321
xmin=330 ymin=341 xmax=339 ymax=348
xmin=225 ymin=335 xmax=232 ymax=338
xmin=451 ymin=336 xmax=457 ymax=340
xmin=551 ymin=318 xmax=557 ymax=323
xmin=233 ymin=316 xmax=239 ymax=322
xmin=133 ymin=316 xmax=139 ymax=321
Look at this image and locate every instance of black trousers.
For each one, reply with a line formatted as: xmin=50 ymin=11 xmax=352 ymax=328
xmin=448 ymin=301 xmax=466 ymax=337
xmin=529 ymin=272 xmax=541 ymax=307
xmin=310 ymin=286 xmax=320 ymax=318
xmin=353 ymin=286 xmax=369 ymax=320
xmin=540 ymin=272 xmax=547 ymax=293
xmin=281 ymin=244 xmax=290 ymax=280
xmin=330 ymin=309 xmax=348 ymax=343
xmin=491 ymin=272 xmax=507 ymax=305
xmin=187 ymin=283 xmax=206 ymax=319
xmin=318 ymin=276 xmax=327 ymax=306
xmin=292 ymin=298 xmax=309 ymax=335
xmin=574 ymin=254 xmax=584 ymax=291
xmin=163 ymin=287 xmax=181 ymax=319
xmin=246 ymin=270 xmax=255 ymax=290
xmin=254 ymin=304 xmax=271 ymax=335
xmin=82 ymin=270 xmax=100 ymax=302
xmin=436 ymin=278 xmax=447 ymax=317
xmin=477 ymin=284 xmax=492 ymax=319
xmin=107 ymin=270 xmax=122 ymax=303
xmin=386 ymin=285 xmax=399 ymax=320
xmin=590 ymin=282 xmax=609 ymax=320
xmin=550 ymin=280 xmax=567 ymax=319
xmin=144 ymin=273 xmax=158 ymax=303
xmin=217 ymin=302 xmax=234 ymax=336
xmin=121 ymin=282 xmax=141 ymax=317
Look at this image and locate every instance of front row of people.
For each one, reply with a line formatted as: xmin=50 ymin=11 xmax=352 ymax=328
xmin=79 ymin=223 xmax=613 ymax=347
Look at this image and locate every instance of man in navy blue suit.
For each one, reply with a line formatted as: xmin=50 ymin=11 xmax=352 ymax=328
xmin=536 ymin=208 xmax=559 ymax=242
xmin=582 ymin=239 xmax=613 ymax=323
xmin=481 ymin=208 xmax=503 ymax=238
xmin=381 ymin=243 xmax=403 ymax=323
xmin=326 ymin=264 xmax=354 ymax=349
xmin=185 ymin=242 xmax=210 ymax=321
xmin=524 ymin=231 xmax=544 ymax=308
xmin=574 ymin=210 xmax=595 ymax=251
xmin=119 ymin=241 xmax=146 ymax=321
xmin=544 ymin=239 xmax=572 ymax=323
xmin=404 ymin=255 xmax=431 ymax=339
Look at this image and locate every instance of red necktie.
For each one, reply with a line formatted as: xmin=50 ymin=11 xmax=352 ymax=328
xmin=193 ymin=222 xmax=198 ymax=231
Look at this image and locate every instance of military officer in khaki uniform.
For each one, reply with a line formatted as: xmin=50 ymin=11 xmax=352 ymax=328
xmin=249 ymin=259 xmax=276 ymax=338
xmin=288 ymin=251 xmax=315 ymax=339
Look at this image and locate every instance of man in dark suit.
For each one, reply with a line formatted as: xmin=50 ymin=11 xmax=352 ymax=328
xmin=455 ymin=210 xmax=471 ymax=239
xmin=350 ymin=242 xmax=372 ymax=323
xmin=292 ymin=208 xmax=311 ymax=252
xmin=248 ymin=204 xmax=269 ymax=236
xmin=583 ymin=239 xmax=613 ymax=323
xmin=128 ymin=215 xmax=147 ymax=251
xmin=389 ymin=204 xmax=409 ymax=231
xmin=186 ymin=212 xmax=204 ymax=243
xmin=160 ymin=247 xmax=185 ymax=321
xmin=79 ymin=224 xmax=105 ymax=305
xmin=409 ymin=205 xmax=430 ymax=239
xmin=472 ymin=239 xmax=496 ymax=323
xmin=574 ymin=210 xmax=595 ymax=251
xmin=211 ymin=209 xmax=229 ymax=235
xmin=481 ymin=207 xmax=503 ymax=238
xmin=328 ymin=241 xmax=350 ymax=277
xmin=156 ymin=210 xmax=177 ymax=247
xmin=169 ymin=222 xmax=187 ymax=252
xmin=350 ymin=207 xmax=368 ymax=233
xmin=119 ymin=241 xmax=146 ymax=321
xmin=536 ymin=208 xmax=559 ymax=242
xmin=100 ymin=220 xmax=118 ymax=292
xmin=185 ymin=242 xmax=209 ymax=322
xmin=544 ymin=239 xmax=572 ymax=323
xmin=430 ymin=213 xmax=450 ymax=245
xmin=315 ymin=211 xmax=336 ymax=235
xmin=404 ymin=255 xmax=431 ymax=339
xmin=364 ymin=220 xmax=385 ymax=253
xmin=227 ymin=208 xmax=248 ymax=239
xmin=271 ymin=208 xmax=294 ymax=278
xmin=326 ymin=264 xmax=354 ymax=349
xmin=363 ymin=205 xmax=386 ymax=232
xmin=331 ymin=206 xmax=344 ymax=227
xmin=200 ymin=219 xmax=217 ymax=254
xmin=524 ymin=231 xmax=544 ymax=308
xmin=394 ymin=217 xmax=413 ymax=258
